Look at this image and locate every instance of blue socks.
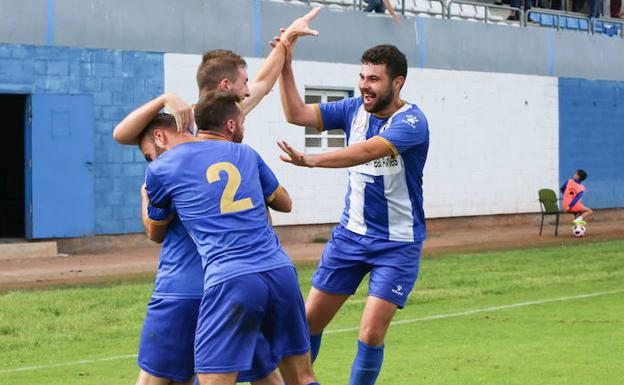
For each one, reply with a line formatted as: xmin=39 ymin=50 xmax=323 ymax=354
xmin=349 ymin=340 xmax=384 ymax=385
xmin=310 ymin=332 xmax=323 ymax=363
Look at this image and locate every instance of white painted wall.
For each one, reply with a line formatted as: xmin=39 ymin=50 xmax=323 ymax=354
xmin=165 ymin=54 xmax=559 ymax=225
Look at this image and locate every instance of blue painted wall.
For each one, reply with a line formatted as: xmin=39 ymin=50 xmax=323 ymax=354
xmin=0 ymin=44 xmax=163 ymax=234
xmin=559 ymin=78 xmax=624 ymax=209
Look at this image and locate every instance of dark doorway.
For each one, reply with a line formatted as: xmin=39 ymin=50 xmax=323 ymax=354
xmin=0 ymin=94 xmax=26 ymax=238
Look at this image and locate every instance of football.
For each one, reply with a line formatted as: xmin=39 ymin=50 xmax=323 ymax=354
xmin=572 ymin=224 xmax=586 ymax=238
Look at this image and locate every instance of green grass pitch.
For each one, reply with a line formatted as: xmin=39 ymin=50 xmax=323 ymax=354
xmin=1 ymin=239 xmax=623 ymax=384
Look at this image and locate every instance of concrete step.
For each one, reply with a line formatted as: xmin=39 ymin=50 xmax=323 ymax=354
xmin=0 ymin=241 xmax=58 ymax=260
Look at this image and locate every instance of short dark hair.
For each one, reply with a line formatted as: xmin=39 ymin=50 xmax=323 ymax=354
xmin=194 ymin=90 xmax=241 ymax=132
xmin=138 ymin=113 xmax=176 ymax=144
xmin=576 ymin=169 xmax=588 ymax=181
xmin=196 ymin=50 xmax=247 ymax=93
xmin=361 ymin=44 xmax=407 ymax=80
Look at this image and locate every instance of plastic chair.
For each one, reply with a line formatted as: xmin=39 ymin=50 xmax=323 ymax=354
xmin=538 ymin=188 xmax=560 ymax=236
xmin=541 ymin=14 xmax=555 ymax=27
xmin=579 ymin=19 xmax=590 ymax=31
xmin=566 ymin=17 xmax=580 ymax=30
xmin=529 ymin=13 xmax=541 ymax=23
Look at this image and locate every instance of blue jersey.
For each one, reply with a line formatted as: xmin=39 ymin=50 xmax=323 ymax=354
xmin=317 ymin=96 xmax=429 ymax=242
xmin=151 ymin=213 xmax=204 ymax=300
xmin=145 ymin=138 xmax=292 ymax=289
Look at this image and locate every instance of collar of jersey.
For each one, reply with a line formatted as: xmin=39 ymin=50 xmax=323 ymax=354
xmin=198 ymin=133 xmax=228 ymax=142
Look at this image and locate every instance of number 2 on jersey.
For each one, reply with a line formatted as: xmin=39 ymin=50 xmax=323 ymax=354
xmin=206 ymin=162 xmax=254 ymax=214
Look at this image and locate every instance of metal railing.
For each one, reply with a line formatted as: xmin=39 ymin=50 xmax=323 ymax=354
xmin=265 ymin=0 xmax=624 ymax=39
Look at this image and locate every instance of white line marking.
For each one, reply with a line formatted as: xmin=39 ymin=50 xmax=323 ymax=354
xmin=1 ymin=289 xmax=622 ymax=374
xmin=325 ymin=289 xmax=624 ymax=334
xmin=0 ymin=354 xmax=137 ymax=374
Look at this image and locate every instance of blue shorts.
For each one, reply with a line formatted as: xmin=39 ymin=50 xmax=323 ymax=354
xmin=194 ymin=266 xmax=310 ymax=374
xmin=138 ymin=297 xmax=200 ymax=382
xmin=312 ymin=226 xmax=422 ymax=308
xmin=138 ymin=297 xmax=279 ymax=382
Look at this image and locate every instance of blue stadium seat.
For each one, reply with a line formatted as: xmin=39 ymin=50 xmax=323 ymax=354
xmin=610 ymin=23 xmax=623 ymax=37
xmin=566 ymin=17 xmax=579 ymax=30
xmin=540 ymin=14 xmax=555 ymax=27
xmin=595 ymin=20 xmax=623 ymax=37
xmin=529 ymin=13 xmax=541 ymax=23
xmin=579 ymin=19 xmax=589 ymax=31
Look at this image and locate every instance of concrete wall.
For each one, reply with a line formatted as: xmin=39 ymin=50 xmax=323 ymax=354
xmin=0 ymin=44 xmax=163 ymax=234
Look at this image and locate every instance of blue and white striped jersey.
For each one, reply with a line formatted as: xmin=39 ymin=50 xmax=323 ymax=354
xmin=317 ymin=96 xmax=429 ymax=242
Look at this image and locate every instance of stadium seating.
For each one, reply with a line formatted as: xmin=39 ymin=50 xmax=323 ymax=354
xmin=594 ymin=19 xmax=623 ymax=37
xmin=528 ymin=10 xmax=593 ymax=34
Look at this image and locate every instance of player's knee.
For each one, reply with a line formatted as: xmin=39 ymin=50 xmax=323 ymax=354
xmin=358 ymin=326 xmax=386 ymax=346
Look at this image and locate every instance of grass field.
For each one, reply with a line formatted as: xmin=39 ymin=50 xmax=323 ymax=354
xmin=1 ymin=239 xmax=623 ymax=385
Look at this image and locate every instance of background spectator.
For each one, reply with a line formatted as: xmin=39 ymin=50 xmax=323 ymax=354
xmin=573 ymin=0 xmax=602 ymax=18
xmin=611 ymin=0 xmax=622 ymax=17
xmin=363 ymin=0 xmax=401 ymax=23
xmin=508 ymin=0 xmax=532 ymax=21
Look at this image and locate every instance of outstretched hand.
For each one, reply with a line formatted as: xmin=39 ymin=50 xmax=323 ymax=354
xmin=277 ymin=141 xmax=314 ymax=167
xmin=282 ymin=7 xmax=320 ymax=42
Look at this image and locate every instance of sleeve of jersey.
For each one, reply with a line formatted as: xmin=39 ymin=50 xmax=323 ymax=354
xmin=560 ymin=181 xmax=568 ymax=194
xmin=317 ymin=97 xmax=355 ymax=134
xmin=569 ymin=191 xmax=584 ymax=208
xmin=256 ymin=152 xmax=281 ymax=203
xmin=145 ymin=166 xmax=173 ymax=225
xmin=376 ymin=113 xmax=428 ymax=155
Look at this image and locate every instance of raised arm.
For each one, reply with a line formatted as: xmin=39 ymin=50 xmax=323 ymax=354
xmin=113 ymin=93 xmax=193 ymax=145
xmin=244 ymin=7 xmax=320 ymax=115
xmin=383 ymin=0 xmax=401 ymax=24
xmin=278 ymin=40 xmax=321 ymax=128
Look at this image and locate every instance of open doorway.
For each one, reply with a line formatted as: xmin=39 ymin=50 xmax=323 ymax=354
xmin=0 ymin=94 xmax=26 ymax=238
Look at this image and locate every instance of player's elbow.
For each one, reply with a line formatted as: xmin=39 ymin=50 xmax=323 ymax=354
xmin=268 ymin=188 xmax=292 ymax=213
xmin=143 ymin=223 xmax=166 ymax=243
xmin=112 ymin=124 xmax=132 ymax=145
xmin=146 ymin=229 xmax=165 ymax=244
xmin=281 ymin=200 xmax=293 ymax=213
xmin=270 ymin=199 xmax=292 ymax=213
xmin=112 ymin=126 xmax=124 ymax=143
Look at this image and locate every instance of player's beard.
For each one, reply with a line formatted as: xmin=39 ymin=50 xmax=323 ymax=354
xmin=232 ymin=123 xmax=244 ymax=143
xmin=361 ymin=82 xmax=394 ymax=114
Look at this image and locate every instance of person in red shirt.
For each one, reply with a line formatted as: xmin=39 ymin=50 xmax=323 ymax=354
xmin=612 ymin=0 xmax=622 ymax=18
xmin=560 ymin=169 xmax=593 ymax=225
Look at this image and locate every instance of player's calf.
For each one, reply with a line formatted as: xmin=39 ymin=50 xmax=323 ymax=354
xmin=278 ymin=352 xmax=319 ymax=385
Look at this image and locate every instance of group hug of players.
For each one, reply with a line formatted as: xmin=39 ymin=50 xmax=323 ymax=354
xmin=113 ymin=8 xmax=430 ymax=385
